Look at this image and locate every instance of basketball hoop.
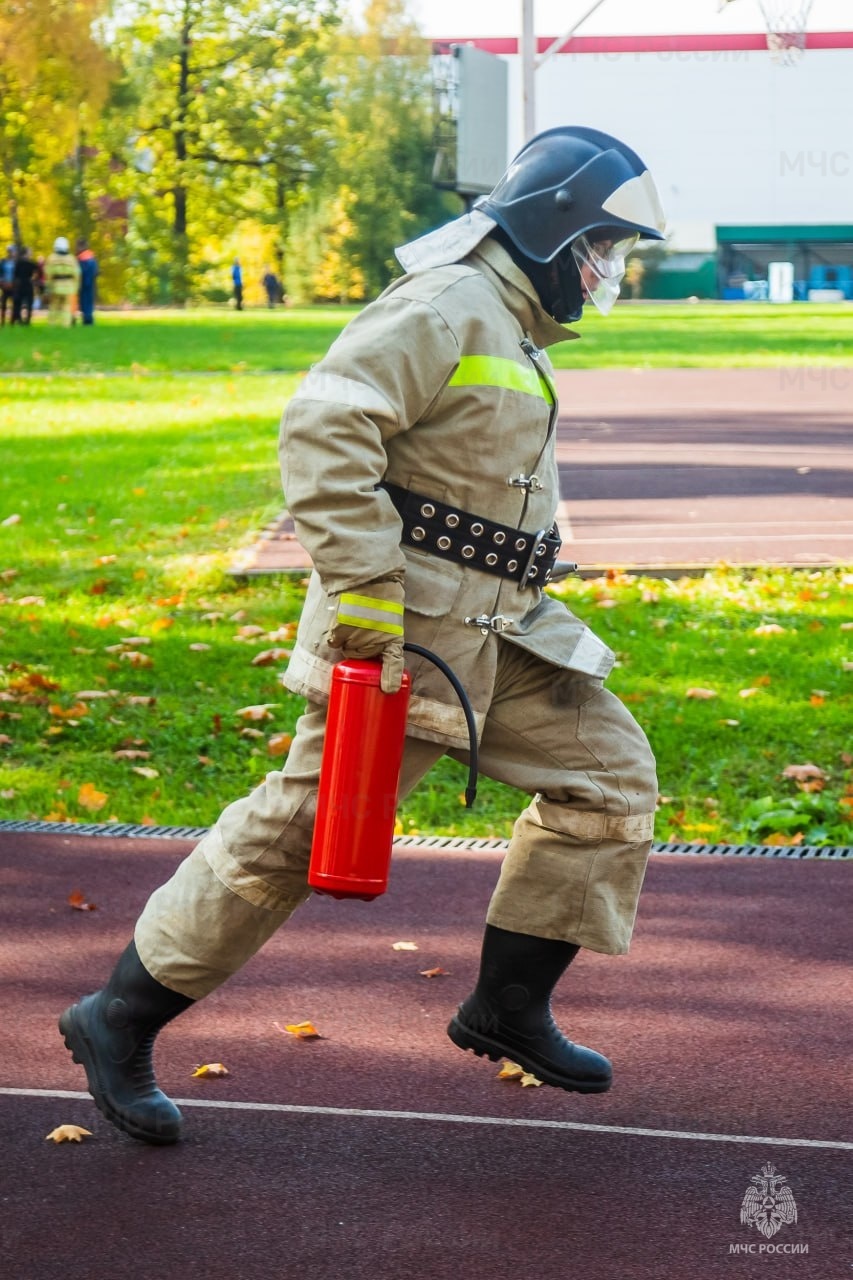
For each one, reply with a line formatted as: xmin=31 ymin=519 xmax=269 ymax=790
xmin=758 ymin=1 xmax=814 ymax=65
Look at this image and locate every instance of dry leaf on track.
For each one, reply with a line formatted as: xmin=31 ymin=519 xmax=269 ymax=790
xmin=497 ymin=1060 xmax=543 ymax=1087
xmin=46 ymin=1124 xmax=93 ymax=1143
xmin=419 ymin=967 xmax=450 ymax=978
xmin=191 ymin=1063 xmax=230 ymax=1078
xmin=392 ymin=941 xmax=418 ymax=951
xmin=68 ymin=889 xmax=97 ymax=911
xmin=275 ymin=1021 xmax=322 ymax=1039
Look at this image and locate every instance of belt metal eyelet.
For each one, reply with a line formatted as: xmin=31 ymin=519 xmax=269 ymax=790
xmin=461 ymin=545 xmax=475 ymax=559
xmin=445 ymin=513 xmax=460 ymax=529
xmin=411 ymin=526 xmax=426 ymax=541
xmin=420 ymin=503 xmax=435 ymax=518
xmin=437 ymin=535 xmax=451 ymax=550
xmin=507 ymin=559 xmax=518 ymax=572
xmin=485 ymin=553 xmax=498 ymax=566
xmin=536 ymin=543 xmax=546 ymax=556
xmin=493 ymin=531 xmax=506 ymax=545
xmin=470 ymin=522 xmax=484 ymax=536
xmin=515 ymin=538 xmax=527 ymax=551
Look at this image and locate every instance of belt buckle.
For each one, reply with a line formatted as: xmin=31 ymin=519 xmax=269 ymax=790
xmin=518 ymin=529 xmax=547 ymax=587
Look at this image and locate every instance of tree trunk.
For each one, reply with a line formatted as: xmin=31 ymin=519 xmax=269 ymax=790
xmin=170 ymin=6 xmax=193 ymax=305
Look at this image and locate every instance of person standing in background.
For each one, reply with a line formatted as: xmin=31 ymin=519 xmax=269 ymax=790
xmin=231 ymin=259 xmax=244 ymax=311
xmin=12 ymin=247 xmax=37 ymax=324
xmin=0 ymin=246 xmax=16 ymax=326
xmin=44 ymin=237 xmax=81 ymax=326
xmin=76 ymin=239 xmax=99 ymax=325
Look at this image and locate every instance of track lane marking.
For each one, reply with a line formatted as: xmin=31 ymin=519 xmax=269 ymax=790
xmin=2 ymin=1088 xmax=849 ymax=1151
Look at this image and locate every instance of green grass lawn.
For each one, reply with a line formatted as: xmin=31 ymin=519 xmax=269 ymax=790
xmin=0 ymin=301 xmax=852 ymax=373
xmin=0 ymin=309 xmax=851 ymax=846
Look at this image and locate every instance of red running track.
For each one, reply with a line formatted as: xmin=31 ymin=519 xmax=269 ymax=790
xmin=0 ymin=831 xmax=850 ymax=1280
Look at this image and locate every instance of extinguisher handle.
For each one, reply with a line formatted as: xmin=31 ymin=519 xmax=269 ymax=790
xmin=402 ymin=642 xmax=478 ymax=808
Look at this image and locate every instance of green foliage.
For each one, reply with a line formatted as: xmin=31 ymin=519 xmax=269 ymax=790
xmin=0 ymin=1 xmax=114 ymax=252
xmin=0 ymin=0 xmax=456 ymax=307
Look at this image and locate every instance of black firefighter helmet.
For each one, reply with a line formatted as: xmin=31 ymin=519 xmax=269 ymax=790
xmin=478 ymin=125 xmax=666 ymax=323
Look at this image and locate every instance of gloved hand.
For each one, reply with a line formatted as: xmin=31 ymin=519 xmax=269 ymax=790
xmin=326 ymin=577 xmax=405 ymax=694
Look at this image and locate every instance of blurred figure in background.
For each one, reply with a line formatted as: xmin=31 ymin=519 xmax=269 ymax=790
xmin=44 ymin=237 xmax=81 ymax=326
xmin=261 ymin=264 xmax=283 ymax=307
xmin=231 ymin=259 xmax=244 ymax=310
xmin=76 ymin=239 xmax=99 ymax=325
xmin=1 ymin=246 xmax=16 ymax=326
xmin=12 ymin=247 xmax=37 ymax=325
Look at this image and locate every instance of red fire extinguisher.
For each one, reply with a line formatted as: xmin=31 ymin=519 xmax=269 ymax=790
xmin=308 ymin=645 xmax=477 ymax=902
xmin=308 ymin=659 xmax=411 ymax=901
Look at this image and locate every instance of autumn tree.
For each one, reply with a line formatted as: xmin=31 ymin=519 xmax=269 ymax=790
xmin=107 ymin=0 xmax=339 ymax=303
xmin=289 ymin=0 xmax=457 ymax=303
xmin=0 ymin=0 xmax=114 ymax=252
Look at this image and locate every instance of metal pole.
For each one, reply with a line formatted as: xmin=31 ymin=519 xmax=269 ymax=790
xmin=521 ymin=0 xmax=536 ymax=141
xmin=520 ymin=0 xmax=609 ymax=142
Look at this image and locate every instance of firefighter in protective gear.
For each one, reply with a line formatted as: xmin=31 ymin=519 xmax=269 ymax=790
xmin=59 ymin=125 xmax=667 ymax=1144
xmin=44 ymin=236 xmax=81 ymax=327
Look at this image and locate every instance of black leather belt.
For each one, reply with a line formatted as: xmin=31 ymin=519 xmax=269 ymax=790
xmin=381 ymin=481 xmax=562 ymax=586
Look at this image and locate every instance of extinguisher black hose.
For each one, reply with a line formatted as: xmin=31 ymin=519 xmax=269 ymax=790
xmin=402 ymin=642 xmax=478 ymax=808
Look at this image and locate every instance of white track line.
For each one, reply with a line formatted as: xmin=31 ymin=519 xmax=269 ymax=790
xmin=2 ymin=1088 xmax=849 ymax=1151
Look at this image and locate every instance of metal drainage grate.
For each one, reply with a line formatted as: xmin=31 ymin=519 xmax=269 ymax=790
xmin=0 ymin=820 xmax=848 ymax=859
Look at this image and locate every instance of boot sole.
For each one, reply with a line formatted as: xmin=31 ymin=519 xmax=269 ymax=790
xmin=58 ymin=1005 xmax=181 ymax=1146
xmin=447 ymin=1015 xmax=612 ymax=1094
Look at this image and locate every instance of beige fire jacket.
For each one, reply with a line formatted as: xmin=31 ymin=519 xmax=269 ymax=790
xmin=280 ymin=235 xmax=615 ymax=750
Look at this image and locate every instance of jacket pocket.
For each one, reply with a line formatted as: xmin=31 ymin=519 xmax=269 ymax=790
xmin=403 ymin=548 xmax=464 ymax=617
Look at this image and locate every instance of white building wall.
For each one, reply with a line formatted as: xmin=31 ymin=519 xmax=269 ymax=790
xmin=499 ymin=48 xmax=853 ymax=250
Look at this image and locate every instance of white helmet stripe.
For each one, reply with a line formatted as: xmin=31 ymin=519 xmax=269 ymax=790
xmin=601 ymin=170 xmax=666 ymax=237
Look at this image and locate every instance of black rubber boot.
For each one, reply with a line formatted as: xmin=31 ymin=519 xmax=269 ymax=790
xmin=59 ymin=941 xmax=195 ymax=1145
xmin=447 ymin=924 xmax=612 ymax=1093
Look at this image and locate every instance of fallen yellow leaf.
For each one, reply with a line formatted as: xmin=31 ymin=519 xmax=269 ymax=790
xmin=497 ymin=1059 xmax=543 ymax=1087
xmin=191 ymin=1063 xmax=230 ymax=1078
xmin=685 ymin=687 xmax=717 ymax=700
xmin=276 ymin=1021 xmax=322 ymax=1039
xmin=392 ymin=941 xmax=418 ymax=951
xmin=497 ymin=1061 xmax=525 ymax=1079
xmin=77 ymin=782 xmax=108 ymax=812
xmin=45 ymin=1124 xmax=93 ymax=1143
xmin=419 ymin=967 xmax=450 ymax=978
xmin=266 ymin=732 xmax=293 ymax=757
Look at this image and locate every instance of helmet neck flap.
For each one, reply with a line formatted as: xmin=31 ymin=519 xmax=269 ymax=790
xmin=491 ymin=226 xmax=585 ymax=324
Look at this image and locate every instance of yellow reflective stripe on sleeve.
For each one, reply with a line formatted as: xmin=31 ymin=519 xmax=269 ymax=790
xmin=338 ymin=593 xmax=404 ymax=636
xmin=448 ymin=355 xmax=551 ymax=402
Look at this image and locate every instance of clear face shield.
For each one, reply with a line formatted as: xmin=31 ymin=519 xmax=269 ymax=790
xmin=569 ymin=232 xmax=639 ymax=315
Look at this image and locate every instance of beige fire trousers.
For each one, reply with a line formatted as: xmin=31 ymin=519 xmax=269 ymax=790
xmin=135 ymin=641 xmax=657 ymax=999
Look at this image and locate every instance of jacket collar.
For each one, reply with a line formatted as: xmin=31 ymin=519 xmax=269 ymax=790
xmin=466 ymin=237 xmax=579 ymax=349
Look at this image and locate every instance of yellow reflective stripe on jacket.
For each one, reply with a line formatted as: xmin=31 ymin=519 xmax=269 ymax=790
xmin=448 ymin=355 xmax=553 ymax=404
xmin=338 ymin=592 xmax=404 ymax=636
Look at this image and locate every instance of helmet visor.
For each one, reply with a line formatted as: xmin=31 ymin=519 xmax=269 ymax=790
xmin=570 ymin=232 xmax=639 ymax=315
